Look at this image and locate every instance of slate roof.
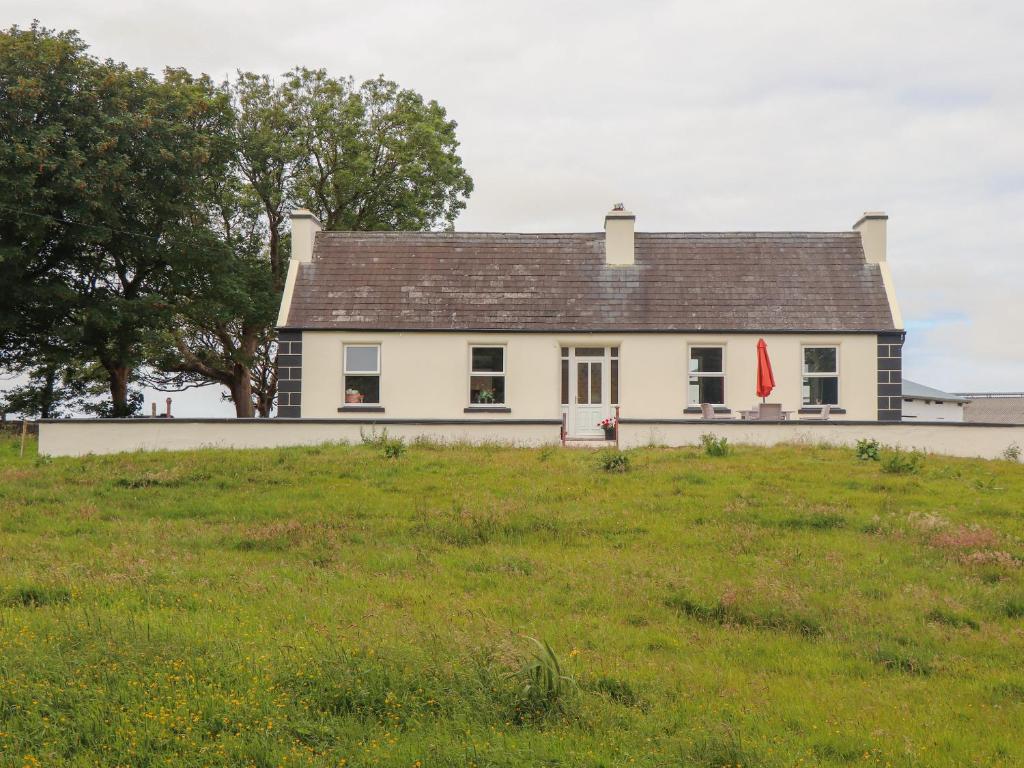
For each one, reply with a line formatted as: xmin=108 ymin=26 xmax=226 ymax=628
xmin=283 ymin=231 xmax=897 ymax=332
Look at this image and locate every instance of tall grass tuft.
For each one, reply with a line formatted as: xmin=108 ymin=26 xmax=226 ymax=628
xmin=700 ymin=433 xmax=730 ymax=457
xmin=509 ymin=637 xmax=575 ymax=721
xmin=882 ymin=448 xmax=923 ymax=475
xmin=597 ymin=449 xmax=630 ymax=473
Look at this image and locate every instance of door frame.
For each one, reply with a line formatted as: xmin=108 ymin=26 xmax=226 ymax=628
xmin=563 ymin=346 xmax=616 ymax=438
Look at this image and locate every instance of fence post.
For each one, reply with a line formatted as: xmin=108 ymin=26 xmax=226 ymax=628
xmin=561 ymin=413 xmax=567 ymax=447
xmin=614 ymin=406 xmax=620 ymax=449
xmin=20 ymin=418 xmax=28 ymax=458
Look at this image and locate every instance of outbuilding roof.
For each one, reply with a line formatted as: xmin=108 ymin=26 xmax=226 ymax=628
xmin=282 ymin=231 xmax=897 ymax=332
xmin=901 ymin=379 xmax=968 ymax=403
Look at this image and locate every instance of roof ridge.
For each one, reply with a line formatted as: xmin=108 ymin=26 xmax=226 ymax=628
xmin=316 ymin=230 xmax=858 ymax=237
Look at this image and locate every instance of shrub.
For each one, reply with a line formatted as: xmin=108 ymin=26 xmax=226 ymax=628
xmin=510 ymin=637 xmax=575 ymax=720
xmin=881 ymin=449 xmax=923 ymax=475
xmin=855 ymin=438 xmax=881 ymax=461
xmin=700 ymin=433 xmax=730 ymax=457
xmin=1002 ymin=443 xmax=1022 ymax=462
xmin=597 ymin=450 xmax=630 ymax=473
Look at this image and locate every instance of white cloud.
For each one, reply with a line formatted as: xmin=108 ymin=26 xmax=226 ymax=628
xmin=3 ymin=0 xmax=1022 ymax=411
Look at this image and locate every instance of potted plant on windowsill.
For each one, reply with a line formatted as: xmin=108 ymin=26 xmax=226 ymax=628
xmin=474 ymin=388 xmax=496 ymax=405
xmin=345 ymin=388 xmax=364 ymax=404
xmin=598 ymin=417 xmax=617 ymax=440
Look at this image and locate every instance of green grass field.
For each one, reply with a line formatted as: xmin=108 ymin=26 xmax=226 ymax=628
xmin=1 ymin=434 xmax=1022 ymax=767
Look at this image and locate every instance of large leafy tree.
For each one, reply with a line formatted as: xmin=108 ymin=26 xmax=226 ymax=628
xmin=153 ymin=69 xmax=474 ymax=416
xmin=0 ymin=24 xmax=232 ymax=417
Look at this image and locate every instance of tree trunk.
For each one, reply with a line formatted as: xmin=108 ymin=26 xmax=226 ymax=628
xmin=39 ymin=367 xmax=57 ymax=419
xmin=229 ymin=363 xmax=255 ymax=418
xmin=108 ymin=366 xmax=132 ymax=418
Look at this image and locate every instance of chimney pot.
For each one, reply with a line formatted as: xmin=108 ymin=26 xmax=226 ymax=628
xmin=604 ymin=204 xmax=636 ymax=266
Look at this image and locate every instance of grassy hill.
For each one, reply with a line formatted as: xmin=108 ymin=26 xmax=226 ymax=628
xmin=0 ymin=435 xmax=1022 ymax=767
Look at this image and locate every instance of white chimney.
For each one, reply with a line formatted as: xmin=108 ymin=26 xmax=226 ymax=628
xmin=853 ymin=211 xmax=887 ymax=264
xmin=604 ymin=203 xmax=635 ymax=266
xmin=290 ymin=208 xmax=322 ymax=263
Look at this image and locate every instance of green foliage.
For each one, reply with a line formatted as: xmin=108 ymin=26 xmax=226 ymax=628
xmin=1003 ymin=443 xmax=1022 ymax=462
xmin=926 ymin=607 xmax=979 ymax=630
xmin=2 ymin=585 xmax=71 ymax=608
xmin=590 ymin=675 xmax=642 ymax=708
xmin=360 ymin=426 xmax=406 ymax=459
xmin=700 ymin=432 xmax=731 ymax=457
xmin=510 ymin=637 xmax=575 ymax=720
xmin=882 ymin=448 xmax=924 ymax=475
xmin=1 ymin=437 xmax=1024 ymax=765
xmin=665 ymin=593 xmax=823 ymax=637
xmin=597 ymin=449 xmax=630 ymax=473
xmin=872 ymin=644 xmax=933 ymax=675
xmin=1 ymin=25 xmax=473 ymax=418
xmin=1 ymin=24 xmax=236 ymax=416
xmin=1004 ymin=597 xmax=1024 ymax=619
xmin=856 ymin=438 xmax=881 ymax=461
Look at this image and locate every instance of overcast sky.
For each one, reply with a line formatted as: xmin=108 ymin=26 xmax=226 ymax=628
xmin=4 ymin=0 xmax=1023 ymax=415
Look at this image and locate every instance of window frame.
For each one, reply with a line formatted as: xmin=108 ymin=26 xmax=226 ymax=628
xmin=801 ymin=345 xmax=840 ymax=407
xmin=468 ymin=344 xmax=507 ymax=406
xmin=687 ymin=344 xmax=726 ymax=407
xmin=342 ymin=343 xmax=382 ymax=406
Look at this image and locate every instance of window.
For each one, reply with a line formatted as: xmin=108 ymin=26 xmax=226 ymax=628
xmin=343 ymin=344 xmax=380 ymax=404
xmin=470 ymin=346 xmax=505 ymax=405
xmin=802 ymin=346 xmax=838 ymax=406
xmin=688 ymin=346 xmax=725 ymax=405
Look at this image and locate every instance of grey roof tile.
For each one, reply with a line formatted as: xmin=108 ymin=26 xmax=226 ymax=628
xmin=284 ymin=231 xmax=896 ymax=332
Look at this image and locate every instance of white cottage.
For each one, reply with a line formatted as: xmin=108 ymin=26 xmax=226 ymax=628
xmin=275 ymin=206 xmax=904 ymax=439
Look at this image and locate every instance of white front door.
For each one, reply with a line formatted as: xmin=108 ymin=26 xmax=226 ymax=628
xmin=572 ymin=355 xmax=606 ymax=438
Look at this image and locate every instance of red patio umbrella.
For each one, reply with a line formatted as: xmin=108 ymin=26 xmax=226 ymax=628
xmin=756 ymin=338 xmax=775 ymax=403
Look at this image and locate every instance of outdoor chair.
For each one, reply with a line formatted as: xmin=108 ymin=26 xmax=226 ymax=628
xmin=701 ymin=403 xmax=734 ymax=420
xmin=756 ymin=403 xmax=783 ymax=421
xmin=800 ymin=404 xmax=832 ymax=421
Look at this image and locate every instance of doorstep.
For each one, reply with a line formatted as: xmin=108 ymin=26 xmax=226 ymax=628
xmin=563 ymin=438 xmax=616 ymax=449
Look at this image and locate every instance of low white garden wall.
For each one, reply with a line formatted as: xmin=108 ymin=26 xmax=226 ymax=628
xmin=37 ymin=419 xmax=561 ymax=457
xmin=36 ymin=418 xmax=1024 ymax=460
xmin=617 ymin=420 xmax=1024 ymax=460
